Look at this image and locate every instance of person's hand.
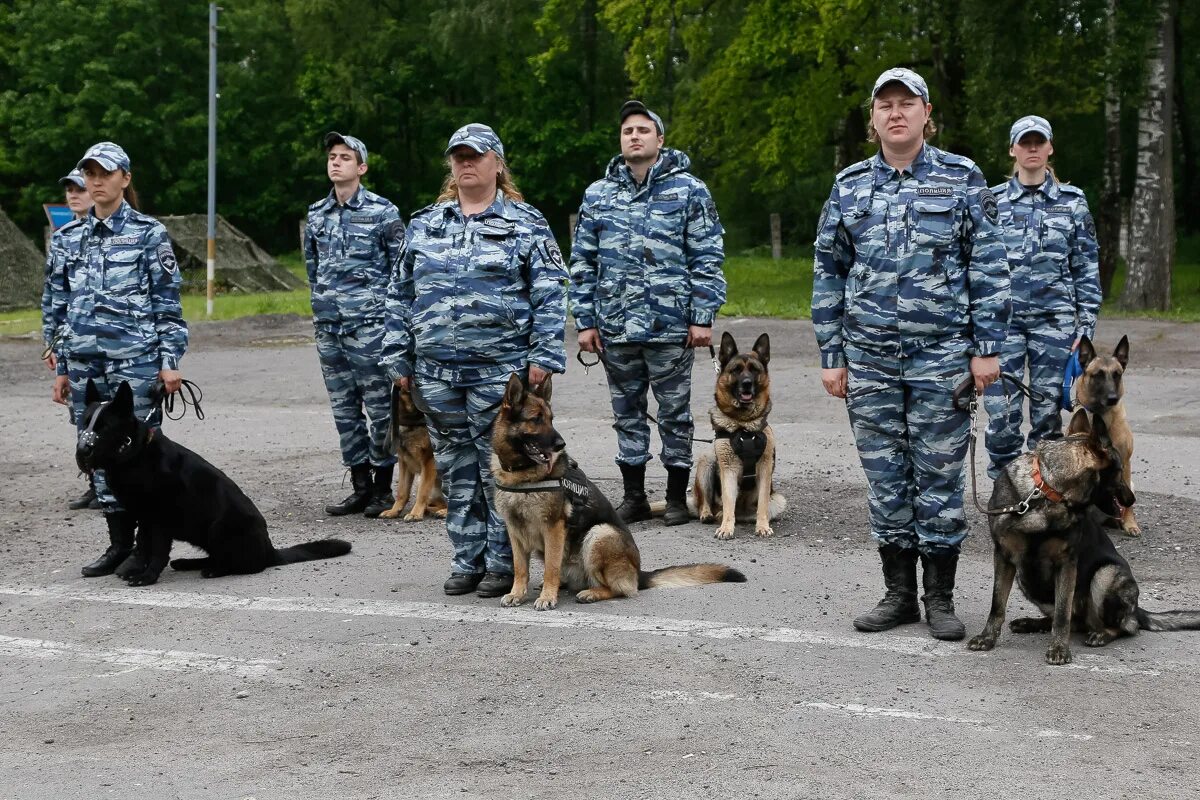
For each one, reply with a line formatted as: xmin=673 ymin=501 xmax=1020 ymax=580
xmin=394 ymin=376 xmax=411 ymax=391
xmin=159 ymin=369 xmax=182 ymax=394
xmin=53 ymin=375 xmax=70 ymax=405
xmin=578 ymin=328 xmax=603 ymax=353
xmin=970 ymin=355 xmax=1000 ymax=394
xmin=43 ymin=352 xmax=57 ymax=371
xmin=528 ymin=364 xmax=550 ymax=387
xmin=1071 ymin=337 xmax=1081 ymax=352
xmin=821 ymin=367 xmax=848 ymax=399
xmin=685 ymin=325 xmax=713 ymax=348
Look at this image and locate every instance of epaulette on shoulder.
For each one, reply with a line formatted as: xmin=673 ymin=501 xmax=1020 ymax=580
xmin=409 ymin=201 xmax=445 ymax=221
xmin=989 ymin=182 xmax=1009 ymax=197
xmin=57 ymin=217 xmax=86 ymax=234
xmin=509 ymin=199 xmax=548 ymax=222
xmin=307 ymin=197 xmax=328 ymax=212
xmin=932 ymin=148 xmax=977 ymax=172
xmin=835 ymin=159 xmax=872 ymax=182
xmin=1057 ymin=183 xmax=1085 ymax=197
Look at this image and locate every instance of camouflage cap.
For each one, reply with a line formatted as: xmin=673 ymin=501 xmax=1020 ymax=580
xmin=619 ymin=100 xmax=665 ymax=136
xmin=59 ymin=168 xmax=86 ymax=189
xmin=871 ymin=67 xmax=930 ymax=103
xmin=1009 ymin=115 xmax=1053 ymax=145
xmin=324 ymin=132 xmax=368 ymax=164
xmin=445 ymin=124 xmax=505 ymax=159
xmin=77 ymin=141 xmax=131 ymax=173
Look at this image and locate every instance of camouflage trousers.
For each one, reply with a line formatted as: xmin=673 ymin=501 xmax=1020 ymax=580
xmin=67 ymin=352 xmax=162 ymax=512
xmin=314 ymin=321 xmax=395 ymax=468
xmin=412 ymin=369 xmax=513 ymax=576
xmin=601 ymin=342 xmax=695 ymax=469
xmin=845 ymin=339 xmax=972 ymax=554
xmin=984 ymin=313 xmax=1074 ymax=478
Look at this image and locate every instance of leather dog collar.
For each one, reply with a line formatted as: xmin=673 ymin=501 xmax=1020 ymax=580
xmin=1030 ymin=455 xmax=1065 ymax=504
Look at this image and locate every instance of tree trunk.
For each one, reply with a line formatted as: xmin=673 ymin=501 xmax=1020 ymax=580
xmin=1121 ymin=0 xmax=1175 ymax=312
xmin=1173 ymin=5 xmax=1197 ymax=232
xmin=1098 ymin=0 xmax=1122 ymax=298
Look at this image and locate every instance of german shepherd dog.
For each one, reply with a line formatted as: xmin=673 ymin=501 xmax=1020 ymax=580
xmin=1075 ymin=334 xmax=1139 ymax=536
xmin=693 ymin=332 xmax=786 ymax=539
xmin=378 ymin=384 xmax=446 ymax=521
xmin=490 ymin=374 xmax=746 ymax=610
xmin=968 ymin=409 xmax=1200 ymax=665
xmin=76 ymin=380 xmax=351 ymax=586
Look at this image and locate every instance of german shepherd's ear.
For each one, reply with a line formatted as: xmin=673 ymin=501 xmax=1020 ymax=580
xmin=501 ymin=373 xmax=525 ymax=411
xmin=1113 ymin=335 xmax=1129 ymax=370
xmin=719 ymin=331 xmax=738 ymax=367
xmin=85 ymin=378 xmax=102 ymax=406
xmin=1090 ymin=412 xmax=1110 ymax=442
xmin=112 ymin=381 xmax=134 ymax=416
xmin=1067 ymin=407 xmax=1091 ymax=435
xmin=532 ymin=374 xmax=553 ymax=404
xmin=1077 ymin=335 xmax=1096 ymax=370
xmin=752 ymin=333 xmax=770 ymax=367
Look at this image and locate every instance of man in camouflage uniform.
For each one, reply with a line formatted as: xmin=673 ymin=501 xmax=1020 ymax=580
xmin=42 ymin=167 xmax=98 ymax=509
xmin=305 ymin=132 xmax=403 ymax=518
xmin=812 ymin=68 xmax=1010 ymax=640
xmin=569 ymin=100 xmax=726 ymax=527
xmin=382 ymin=124 xmax=566 ymax=597
xmin=984 ymin=115 xmax=1101 ymax=478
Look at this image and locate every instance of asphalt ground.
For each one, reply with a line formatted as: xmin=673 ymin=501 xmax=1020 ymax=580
xmin=1 ymin=315 xmax=1197 ymax=799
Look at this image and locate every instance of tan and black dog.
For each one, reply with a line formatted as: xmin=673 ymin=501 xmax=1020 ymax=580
xmin=490 ymin=374 xmax=746 ymax=610
xmin=1075 ymin=334 xmax=1138 ymax=535
xmin=693 ymin=332 xmax=786 ymax=540
xmin=969 ymin=409 xmax=1200 ymax=665
xmin=378 ymin=384 xmax=446 ymax=521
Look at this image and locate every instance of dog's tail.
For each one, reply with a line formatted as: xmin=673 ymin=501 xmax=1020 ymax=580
xmin=274 ymin=538 xmax=353 ymax=565
xmin=638 ymin=563 xmax=747 ymax=590
xmin=1136 ymin=607 xmax=1200 ymax=632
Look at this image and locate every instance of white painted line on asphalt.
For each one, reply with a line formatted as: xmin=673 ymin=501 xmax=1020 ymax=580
xmin=0 ymin=633 xmax=280 ymax=679
xmin=799 ymin=701 xmax=1095 ymax=741
xmin=0 ymin=583 xmax=1166 ymax=676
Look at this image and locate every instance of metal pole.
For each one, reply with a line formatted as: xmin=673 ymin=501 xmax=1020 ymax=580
xmin=206 ymin=3 xmax=218 ymax=317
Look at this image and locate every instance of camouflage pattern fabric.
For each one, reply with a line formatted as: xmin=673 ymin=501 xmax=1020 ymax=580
xmin=55 ymin=201 xmax=188 ymax=376
xmin=67 ymin=353 xmax=161 ymax=511
xmin=568 ymin=148 xmax=726 ymax=343
xmin=983 ymin=312 xmax=1076 ymax=478
xmin=380 ymin=191 xmax=566 ymax=382
xmin=600 ymin=342 xmax=695 ymax=468
xmin=845 ymin=339 xmax=972 ymax=553
xmin=314 ymin=321 xmax=395 ymax=468
xmin=42 ymin=217 xmax=87 ymax=364
xmin=813 ymin=144 xmax=1011 ymax=556
xmin=412 ymin=371 xmax=513 ymax=577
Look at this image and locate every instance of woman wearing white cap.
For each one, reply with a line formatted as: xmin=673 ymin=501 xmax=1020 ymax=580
xmin=983 ymin=116 xmax=1101 ymax=480
xmin=381 ymin=124 xmax=567 ymax=600
xmin=53 ymin=141 xmax=189 ymax=580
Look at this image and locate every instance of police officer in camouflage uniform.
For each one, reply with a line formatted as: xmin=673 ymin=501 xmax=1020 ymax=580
xmin=42 ymin=167 xmax=99 ymax=510
xmin=50 ymin=142 xmax=189 ymax=577
xmin=382 ymin=124 xmax=566 ymax=598
xmin=569 ymin=100 xmax=726 ymax=527
xmin=812 ymin=69 xmax=1010 ymax=640
xmin=984 ymin=116 xmax=1101 ymax=478
xmin=305 ymin=132 xmax=403 ymax=518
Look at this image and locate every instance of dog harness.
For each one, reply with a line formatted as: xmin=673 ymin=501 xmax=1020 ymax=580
xmin=713 ymin=428 xmax=768 ymax=489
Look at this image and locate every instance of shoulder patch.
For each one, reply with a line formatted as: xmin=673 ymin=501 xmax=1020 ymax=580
xmin=157 ymin=243 xmax=178 ymax=274
xmin=541 ymin=239 xmax=564 ymax=269
xmin=981 ymin=188 xmax=999 ymax=224
xmin=817 ymin=202 xmax=830 ymax=232
xmin=1084 ymin=213 xmax=1097 ymax=239
xmin=385 ymin=218 xmax=405 ymax=240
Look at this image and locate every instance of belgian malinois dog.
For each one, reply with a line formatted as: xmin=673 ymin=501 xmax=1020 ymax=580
xmin=490 ymin=374 xmax=746 ymax=610
xmin=1075 ymin=334 xmax=1138 ymax=536
xmin=969 ymin=409 xmax=1200 ymax=665
xmin=693 ymin=332 xmax=786 ymax=539
xmin=378 ymin=384 xmax=446 ymax=521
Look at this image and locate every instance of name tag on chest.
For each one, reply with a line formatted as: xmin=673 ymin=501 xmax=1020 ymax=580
xmin=107 ymin=235 xmax=140 ymax=246
xmin=916 ymin=186 xmax=953 ymax=197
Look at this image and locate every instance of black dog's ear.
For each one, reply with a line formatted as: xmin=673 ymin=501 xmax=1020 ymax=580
xmin=719 ymin=331 xmax=738 ymax=366
xmin=752 ymin=333 xmax=770 ymax=367
xmin=502 ymin=373 xmax=525 ymax=412
xmin=112 ymin=381 xmax=134 ymax=416
xmin=85 ymin=378 xmax=101 ymax=406
xmin=1113 ymin=335 xmax=1129 ymax=370
xmin=532 ymin=373 xmax=553 ymax=404
xmin=1067 ymin=407 xmax=1091 ymax=435
xmin=1077 ymin=335 xmax=1095 ymax=370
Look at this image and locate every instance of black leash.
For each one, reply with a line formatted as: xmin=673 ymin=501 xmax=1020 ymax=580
xmin=148 ymin=378 xmax=205 ymax=422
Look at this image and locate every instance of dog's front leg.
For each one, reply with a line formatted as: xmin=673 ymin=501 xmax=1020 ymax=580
xmin=501 ymin=529 xmax=530 ymax=608
xmin=534 ymin=520 xmax=566 ymax=610
xmin=406 ymin=460 xmax=438 ymax=521
xmin=380 ymin=462 xmax=413 ymax=519
xmin=715 ymin=441 xmax=739 ymax=540
xmin=968 ymin=547 xmax=1017 ymax=651
xmin=753 ymin=444 xmax=775 ymax=537
xmin=1045 ymin=559 xmax=1078 ymax=665
xmin=125 ymin=526 xmax=171 ymax=587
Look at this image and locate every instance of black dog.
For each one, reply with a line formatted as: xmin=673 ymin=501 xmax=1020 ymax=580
xmin=76 ymin=380 xmax=351 ymax=586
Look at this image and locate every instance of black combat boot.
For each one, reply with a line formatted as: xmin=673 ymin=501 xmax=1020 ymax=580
xmin=325 ymin=463 xmax=373 ymax=516
xmin=444 ymin=572 xmax=484 ymax=595
xmin=362 ymin=464 xmax=396 ymax=519
xmin=615 ymin=463 xmax=652 ymax=523
xmin=920 ymin=551 xmax=967 ymax=641
xmin=81 ymin=511 xmax=136 ymax=577
xmin=853 ymin=544 xmax=921 ymax=631
xmin=475 ymin=572 xmax=514 ymax=598
xmin=663 ymin=466 xmax=690 ymax=526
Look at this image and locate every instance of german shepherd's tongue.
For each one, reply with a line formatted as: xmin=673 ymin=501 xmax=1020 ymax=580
xmin=737 ymin=389 xmax=755 ymax=405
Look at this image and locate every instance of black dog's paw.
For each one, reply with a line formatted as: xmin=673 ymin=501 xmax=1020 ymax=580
xmin=1010 ymin=616 xmax=1052 ymax=634
xmin=1084 ymin=631 xmax=1114 ymax=647
xmin=1044 ymin=642 xmax=1073 ymax=665
xmin=967 ymin=634 xmax=996 ymax=651
xmin=200 ymin=568 xmax=229 ymax=579
xmin=123 ymin=571 xmax=161 ymax=587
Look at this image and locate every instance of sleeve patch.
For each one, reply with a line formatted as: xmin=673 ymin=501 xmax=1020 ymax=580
xmin=981 ymin=189 xmax=999 ymax=224
xmin=157 ymin=243 xmax=178 ymax=274
xmin=542 ymin=240 xmax=564 ymax=269
xmin=1084 ymin=213 xmax=1097 ymax=239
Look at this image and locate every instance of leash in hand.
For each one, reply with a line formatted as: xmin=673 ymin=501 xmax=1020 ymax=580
xmin=148 ymin=378 xmax=205 ymax=422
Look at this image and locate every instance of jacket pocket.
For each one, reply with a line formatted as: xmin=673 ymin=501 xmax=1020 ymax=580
xmin=595 ymin=277 xmax=625 ymax=338
xmin=911 ymin=198 xmax=959 ymax=248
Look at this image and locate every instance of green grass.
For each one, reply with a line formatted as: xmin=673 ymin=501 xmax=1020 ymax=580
xmin=721 ymin=254 xmax=814 ymax=319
